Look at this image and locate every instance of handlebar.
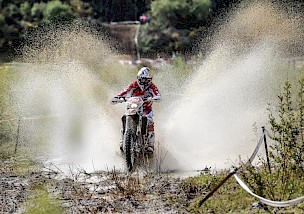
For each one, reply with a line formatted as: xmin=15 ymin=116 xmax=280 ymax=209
xmin=111 ymin=96 xmax=160 ymax=105
xmin=115 ymin=96 xmax=127 ymax=102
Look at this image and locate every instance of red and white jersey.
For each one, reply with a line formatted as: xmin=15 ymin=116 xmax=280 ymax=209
xmin=117 ymin=80 xmax=161 ymax=115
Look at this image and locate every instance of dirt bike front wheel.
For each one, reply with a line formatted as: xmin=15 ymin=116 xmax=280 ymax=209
xmin=124 ymin=130 xmax=136 ymax=172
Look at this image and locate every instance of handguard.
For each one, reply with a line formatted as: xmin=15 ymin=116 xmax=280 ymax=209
xmin=143 ymin=96 xmax=161 ymax=103
xmin=110 ymin=96 xmax=124 ymax=105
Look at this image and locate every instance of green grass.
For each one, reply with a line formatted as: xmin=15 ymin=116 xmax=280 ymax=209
xmin=182 ymin=170 xmax=304 ymax=213
xmin=23 ymin=185 xmax=65 ymax=214
xmin=0 ymin=64 xmax=19 ymax=144
xmin=0 ymin=141 xmax=64 ymax=214
xmin=0 ymin=142 xmax=41 ymax=176
xmin=181 ymin=171 xmax=261 ymax=213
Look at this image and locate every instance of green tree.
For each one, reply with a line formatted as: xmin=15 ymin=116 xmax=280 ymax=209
xmin=31 ymin=2 xmax=47 ymax=22
xmin=70 ymin=0 xmax=92 ymax=17
xmin=139 ymin=0 xmax=212 ymax=56
xmin=0 ymin=3 xmax=22 ymax=53
xmin=43 ymin=0 xmax=74 ymax=24
xmin=20 ymin=2 xmax=32 ymax=20
xmin=0 ymin=0 xmax=92 ymax=55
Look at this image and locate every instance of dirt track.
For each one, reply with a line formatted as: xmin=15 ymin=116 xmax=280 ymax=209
xmin=0 ymin=159 xmax=197 ymax=213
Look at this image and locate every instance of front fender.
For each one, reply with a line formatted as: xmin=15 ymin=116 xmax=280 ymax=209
xmin=126 ymin=108 xmax=138 ymax=115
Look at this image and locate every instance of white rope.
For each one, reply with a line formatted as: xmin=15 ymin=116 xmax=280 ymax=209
xmin=233 ymin=130 xmax=304 ymax=207
xmin=246 ymin=133 xmax=265 ymax=165
xmin=234 ymin=174 xmax=304 ymax=207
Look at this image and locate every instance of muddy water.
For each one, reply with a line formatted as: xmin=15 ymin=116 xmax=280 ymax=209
xmin=12 ymin=2 xmax=304 ymax=173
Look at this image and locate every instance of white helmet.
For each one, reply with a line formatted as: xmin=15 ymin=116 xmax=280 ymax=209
xmin=137 ymin=67 xmax=153 ymax=91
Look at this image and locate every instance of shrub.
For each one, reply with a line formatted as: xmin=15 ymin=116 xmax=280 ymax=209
xmin=240 ymin=77 xmax=304 ymax=205
xmin=31 ymin=2 xmax=47 ymax=21
xmin=43 ymin=0 xmax=74 ymax=24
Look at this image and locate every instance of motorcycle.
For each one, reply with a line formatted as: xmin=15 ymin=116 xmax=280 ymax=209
xmin=112 ymin=96 xmax=153 ymax=172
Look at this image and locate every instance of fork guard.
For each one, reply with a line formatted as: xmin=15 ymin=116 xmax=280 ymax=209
xmin=121 ymin=114 xmax=148 ymax=136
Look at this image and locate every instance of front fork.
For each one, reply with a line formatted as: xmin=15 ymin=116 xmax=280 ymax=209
xmin=121 ymin=114 xmax=148 ymax=152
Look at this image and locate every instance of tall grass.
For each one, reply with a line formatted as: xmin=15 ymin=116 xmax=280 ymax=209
xmin=0 ymin=65 xmax=17 ymax=146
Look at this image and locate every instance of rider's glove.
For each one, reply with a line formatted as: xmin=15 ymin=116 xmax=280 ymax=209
xmin=111 ymin=96 xmax=121 ymax=105
xmin=153 ymin=95 xmax=161 ymax=102
xmin=145 ymin=96 xmax=161 ymax=102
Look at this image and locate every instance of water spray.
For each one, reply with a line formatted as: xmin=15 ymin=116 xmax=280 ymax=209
xmin=12 ymin=2 xmax=304 ymax=173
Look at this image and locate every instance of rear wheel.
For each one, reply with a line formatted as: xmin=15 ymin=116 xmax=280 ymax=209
xmin=125 ymin=130 xmax=136 ymax=172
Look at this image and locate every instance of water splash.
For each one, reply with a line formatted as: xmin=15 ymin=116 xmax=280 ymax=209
xmin=157 ymin=1 xmax=304 ymax=170
xmin=14 ymin=22 xmax=128 ymax=172
xmin=12 ymin=2 xmax=304 ymax=173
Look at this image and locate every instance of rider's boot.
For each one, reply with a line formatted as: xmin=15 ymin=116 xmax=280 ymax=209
xmin=146 ymin=132 xmax=155 ymax=156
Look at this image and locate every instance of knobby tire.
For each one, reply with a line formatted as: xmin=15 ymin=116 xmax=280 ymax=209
xmin=125 ymin=130 xmax=136 ymax=172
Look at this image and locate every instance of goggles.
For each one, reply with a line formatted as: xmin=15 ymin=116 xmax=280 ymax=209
xmin=138 ymin=77 xmax=152 ymax=84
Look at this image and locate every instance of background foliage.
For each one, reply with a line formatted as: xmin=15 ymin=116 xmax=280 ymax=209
xmin=139 ymin=0 xmax=212 ymax=57
xmin=0 ymin=0 xmax=241 ymax=60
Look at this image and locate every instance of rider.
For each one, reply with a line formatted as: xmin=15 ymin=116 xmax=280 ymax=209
xmin=111 ymin=67 xmax=161 ymax=154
